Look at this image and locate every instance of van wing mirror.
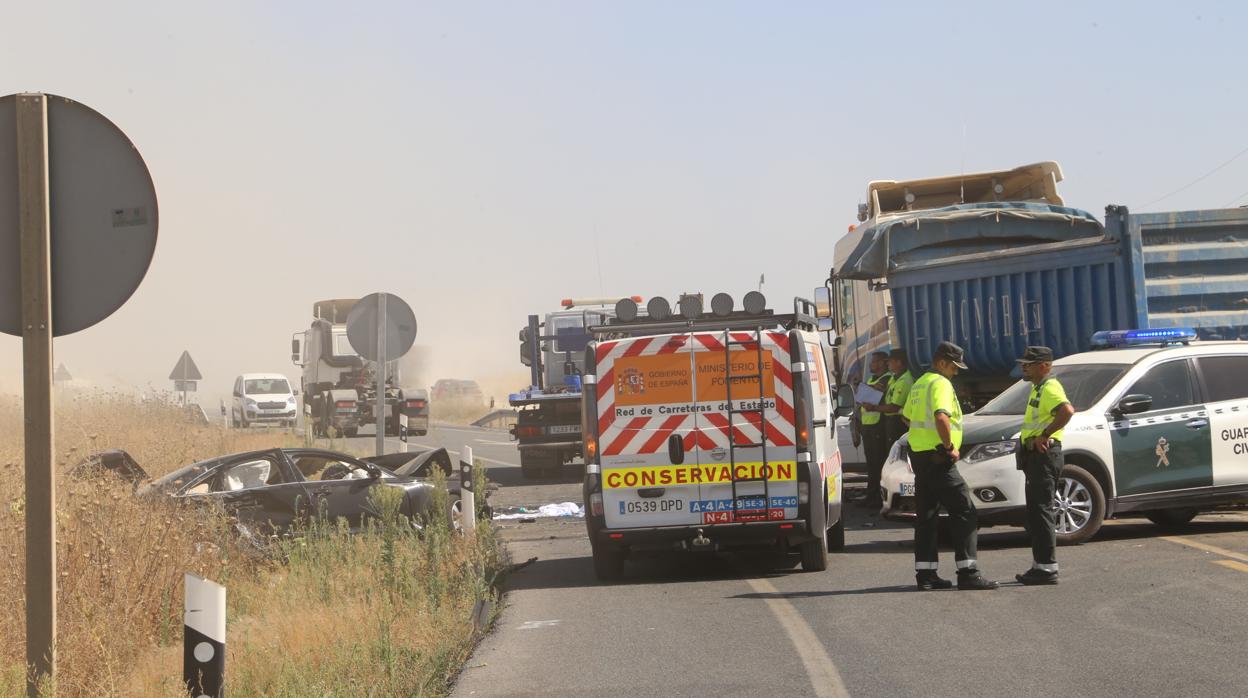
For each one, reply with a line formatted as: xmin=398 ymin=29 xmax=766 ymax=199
xmin=1115 ymin=394 xmax=1153 ymax=416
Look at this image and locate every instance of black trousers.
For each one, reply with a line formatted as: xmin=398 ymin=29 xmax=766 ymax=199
xmin=884 ymin=415 xmax=906 ymax=448
xmin=1018 ymin=441 xmax=1062 ymax=569
xmin=861 ymin=422 xmax=888 ymax=503
xmin=911 ymin=449 xmax=979 ymax=573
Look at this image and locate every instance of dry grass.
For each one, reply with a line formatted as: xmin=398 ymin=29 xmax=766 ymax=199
xmin=0 ymin=393 xmax=504 ymax=696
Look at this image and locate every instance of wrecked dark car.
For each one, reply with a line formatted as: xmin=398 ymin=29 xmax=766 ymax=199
xmin=126 ymin=447 xmax=480 ymax=536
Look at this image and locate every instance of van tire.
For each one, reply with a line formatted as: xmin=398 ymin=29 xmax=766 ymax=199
xmin=592 ymin=546 xmax=624 ymax=581
xmin=800 ymin=526 xmax=829 ymax=571
xmin=1146 ymin=508 xmax=1199 ymax=529
xmin=827 ymin=516 xmax=845 ymax=552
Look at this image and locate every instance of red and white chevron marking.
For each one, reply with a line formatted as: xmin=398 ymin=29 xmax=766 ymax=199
xmin=594 ymin=331 xmax=797 ymax=458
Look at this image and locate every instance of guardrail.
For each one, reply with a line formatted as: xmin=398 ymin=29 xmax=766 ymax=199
xmin=470 ymin=409 xmax=519 ymax=430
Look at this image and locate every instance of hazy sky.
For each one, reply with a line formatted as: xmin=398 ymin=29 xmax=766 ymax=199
xmin=3 ymin=1 xmax=1246 ymax=404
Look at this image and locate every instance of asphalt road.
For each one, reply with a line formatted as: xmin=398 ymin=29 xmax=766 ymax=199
xmin=328 ymin=424 xmax=1248 ymax=697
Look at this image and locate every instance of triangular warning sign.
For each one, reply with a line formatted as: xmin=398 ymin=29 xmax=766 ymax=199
xmin=54 ymin=363 xmax=73 ymax=383
xmin=169 ymin=351 xmax=203 ymax=381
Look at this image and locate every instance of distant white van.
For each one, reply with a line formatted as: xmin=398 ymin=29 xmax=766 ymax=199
xmin=231 ymin=373 xmax=297 ymax=428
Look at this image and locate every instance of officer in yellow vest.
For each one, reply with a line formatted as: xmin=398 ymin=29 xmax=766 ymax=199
xmin=902 ymin=341 xmax=998 ymax=591
xmin=856 ymin=351 xmax=892 ymax=508
xmin=876 ymin=349 xmax=914 ymax=448
xmin=1015 ymin=346 xmax=1075 ymax=585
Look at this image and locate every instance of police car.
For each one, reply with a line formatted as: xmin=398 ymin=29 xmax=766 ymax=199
xmin=880 ymin=329 xmax=1248 ymax=544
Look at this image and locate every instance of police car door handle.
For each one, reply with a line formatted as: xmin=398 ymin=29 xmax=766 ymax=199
xmin=1187 ymin=418 xmax=1209 ymax=429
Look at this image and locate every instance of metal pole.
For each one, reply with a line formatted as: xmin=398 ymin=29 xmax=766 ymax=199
xmin=461 ymin=445 xmax=476 ymax=533
xmin=18 ymin=92 xmax=56 ymax=697
xmin=375 ymin=293 xmax=386 ymax=457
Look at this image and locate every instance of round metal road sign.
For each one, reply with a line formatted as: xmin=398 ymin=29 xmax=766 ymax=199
xmin=0 ymin=93 xmax=158 ymax=337
xmin=346 ymin=292 xmax=417 ymax=361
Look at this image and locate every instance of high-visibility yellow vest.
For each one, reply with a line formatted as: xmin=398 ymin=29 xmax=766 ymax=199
xmin=860 ymin=371 xmax=892 ymax=426
xmin=902 ymin=371 xmax=963 ymax=452
xmin=885 ymin=370 xmax=914 ymax=411
xmin=1022 ymin=378 xmax=1071 ymax=442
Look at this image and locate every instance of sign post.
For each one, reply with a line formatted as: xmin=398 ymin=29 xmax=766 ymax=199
xmin=346 ymin=292 xmax=417 ymax=456
xmin=17 ymin=92 xmax=55 ymax=698
xmin=1 ymin=92 xmax=159 ymax=695
xmin=169 ymin=351 xmax=202 ymax=406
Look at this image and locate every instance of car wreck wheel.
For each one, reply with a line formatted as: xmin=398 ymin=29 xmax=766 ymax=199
xmin=1055 ymin=464 xmax=1105 ymax=545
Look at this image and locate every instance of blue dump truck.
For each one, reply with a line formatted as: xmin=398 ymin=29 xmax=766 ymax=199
xmin=824 ymin=162 xmax=1248 ymax=406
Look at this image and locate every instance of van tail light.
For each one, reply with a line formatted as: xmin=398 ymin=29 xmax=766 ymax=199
xmin=798 ymin=481 xmax=810 ymax=505
xmin=585 ymin=433 xmax=598 ymax=461
xmin=590 ymin=492 xmax=604 ymax=517
xmin=788 ymin=335 xmax=814 ymax=453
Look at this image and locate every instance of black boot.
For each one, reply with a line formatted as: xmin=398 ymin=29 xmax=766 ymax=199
xmin=915 ymin=572 xmax=953 ymax=591
xmin=956 ymin=571 xmax=1000 ymax=590
xmin=1015 ymin=568 xmax=1059 ymax=586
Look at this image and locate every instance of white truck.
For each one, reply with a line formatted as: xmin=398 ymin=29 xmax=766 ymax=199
xmin=291 ymin=299 xmax=429 ymax=438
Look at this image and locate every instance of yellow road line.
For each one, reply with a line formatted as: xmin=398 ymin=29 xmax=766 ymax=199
xmin=1214 ymin=560 xmax=1248 ymax=574
xmin=745 ymin=577 xmax=850 ymax=698
xmin=1159 ymin=536 xmax=1248 ymax=564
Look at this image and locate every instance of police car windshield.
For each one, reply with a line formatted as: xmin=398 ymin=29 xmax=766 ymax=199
xmin=975 ymin=364 xmax=1127 ymax=415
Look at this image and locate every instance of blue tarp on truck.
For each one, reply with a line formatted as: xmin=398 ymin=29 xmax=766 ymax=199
xmin=836 ymin=203 xmax=1248 ymax=402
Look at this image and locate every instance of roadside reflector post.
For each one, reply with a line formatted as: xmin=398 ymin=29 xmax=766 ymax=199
xmin=375 ymin=292 xmax=387 ymax=457
xmin=184 ymin=574 xmax=226 ymax=698
xmin=460 ymin=445 xmax=476 ymax=533
xmin=18 ymin=92 xmax=56 ymax=698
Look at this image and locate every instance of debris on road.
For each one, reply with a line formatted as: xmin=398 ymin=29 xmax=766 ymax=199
xmin=493 ymin=502 xmax=584 ymax=520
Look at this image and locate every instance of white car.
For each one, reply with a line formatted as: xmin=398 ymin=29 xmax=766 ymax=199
xmin=880 ymin=329 xmax=1248 ymax=544
xmin=230 ymin=373 xmax=298 ymax=428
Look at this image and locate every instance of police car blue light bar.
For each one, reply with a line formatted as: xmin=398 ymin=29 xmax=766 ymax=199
xmin=1090 ymin=328 xmax=1198 ymax=347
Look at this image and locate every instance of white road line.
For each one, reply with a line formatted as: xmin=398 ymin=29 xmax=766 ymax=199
xmin=475 ymin=439 xmax=517 ymax=446
xmin=744 ymin=577 xmax=850 ymax=698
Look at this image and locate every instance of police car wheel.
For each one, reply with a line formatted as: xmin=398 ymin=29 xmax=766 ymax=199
xmin=592 ymin=545 xmax=625 ymax=581
xmin=1055 ymin=464 xmax=1105 ymax=545
xmin=1145 ymin=508 xmax=1199 ymax=529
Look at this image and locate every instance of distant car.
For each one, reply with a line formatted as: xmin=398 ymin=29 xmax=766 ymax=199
xmin=432 ymin=379 xmax=485 ymax=404
xmin=880 ymin=331 xmax=1248 ymax=544
xmin=230 ymin=373 xmax=297 ymax=428
xmin=138 ymin=447 xmax=473 ymax=535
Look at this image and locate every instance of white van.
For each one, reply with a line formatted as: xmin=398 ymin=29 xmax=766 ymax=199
xmin=231 ymin=373 xmax=297 ymax=428
xmin=581 ymin=295 xmax=844 ymax=580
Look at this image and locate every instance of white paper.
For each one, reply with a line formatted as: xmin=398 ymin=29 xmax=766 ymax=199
xmin=854 ymin=383 xmax=884 ymax=407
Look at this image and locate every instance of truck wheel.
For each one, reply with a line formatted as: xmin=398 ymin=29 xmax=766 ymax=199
xmin=800 ymin=525 xmax=829 ymax=571
xmin=1146 ymin=508 xmax=1199 ymax=529
xmin=592 ymin=545 xmax=625 ymax=581
xmin=827 ymin=516 xmax=845 ymax=552
xmin=1055 ymin=464 xmax=1106 ymax=546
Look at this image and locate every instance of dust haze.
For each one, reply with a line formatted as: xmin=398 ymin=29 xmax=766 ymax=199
xmin=3 ymin=3 xmax=1247 ymax=408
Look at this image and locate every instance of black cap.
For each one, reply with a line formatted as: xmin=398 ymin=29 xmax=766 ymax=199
xmin=871 ymin=351 xmax=889 ymax=360
xmin=1016 ymin=346 xmax=1055 ymax=364
xmin=933 ymin=341 xmax=968 ymax=370
xmin=888 ymin=348 xmax=908 ymax=362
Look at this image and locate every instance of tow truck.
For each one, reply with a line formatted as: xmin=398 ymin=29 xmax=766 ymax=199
xmin=510 ymin=297 xmax=639 ymax=478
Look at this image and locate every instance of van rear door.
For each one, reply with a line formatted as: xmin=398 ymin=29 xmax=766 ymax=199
xmin=597 ymin=333 xmax=704 ymax=529
xmin=687 ymin=331 xmax=800 ymax=523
